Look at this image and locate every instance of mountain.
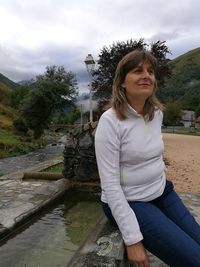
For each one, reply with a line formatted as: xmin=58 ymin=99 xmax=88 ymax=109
xmin=18 ymin=78 xmax=36 ymax=86
xmin=0 ymin=73 xmax=18 ymax=89
xmin=162 ymin=47 xmax=200 ymax=110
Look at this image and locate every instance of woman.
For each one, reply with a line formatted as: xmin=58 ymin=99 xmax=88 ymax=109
xmin=95 ymin=50 xmax=200 ymax=267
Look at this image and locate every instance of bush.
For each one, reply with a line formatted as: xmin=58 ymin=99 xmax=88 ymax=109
xmin=13 ymin=118 xmax=28 ymax=134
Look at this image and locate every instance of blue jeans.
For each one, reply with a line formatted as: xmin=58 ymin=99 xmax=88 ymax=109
xmin=102 ymin=180 xmax=200 ymax=267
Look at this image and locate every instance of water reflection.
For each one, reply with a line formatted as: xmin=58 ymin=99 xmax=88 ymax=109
xmin=0 ymin=189 xmax=102 ymax=267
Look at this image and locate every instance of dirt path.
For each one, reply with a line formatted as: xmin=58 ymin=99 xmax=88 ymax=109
xmin=163 ymin=133 xmax=200 ymax=193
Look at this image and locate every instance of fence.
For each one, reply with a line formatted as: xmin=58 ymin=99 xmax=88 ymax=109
xmin=162 ymin=126 xmax=200 ymax=135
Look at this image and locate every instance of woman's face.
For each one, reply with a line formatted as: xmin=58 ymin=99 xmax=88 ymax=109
xmin=122 ymin=62 xmax=155 ymax=102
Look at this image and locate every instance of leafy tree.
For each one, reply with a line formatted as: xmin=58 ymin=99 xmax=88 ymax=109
xmin=57 ymin=108 xmax=81 ymax=124
xmin=10 ymin=85 xmax=31 ymax=109
xmin=163 ymin=101 xmax=183 ymax=126
xmin=182 ymin=93 xmax=200 ymax=111
xmin=16 ymin=66 xmax=78 ymax=139
xmin=13 ymin=117 xmax=29 ymax=134
xmin=92 ymin=39 xmax=171 ymax=111
xmin=196 ymin=104 xmax=200 ymax=117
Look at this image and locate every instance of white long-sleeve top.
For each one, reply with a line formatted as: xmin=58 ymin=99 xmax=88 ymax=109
xmin=95 ymin=104 xmax=166 ymax=245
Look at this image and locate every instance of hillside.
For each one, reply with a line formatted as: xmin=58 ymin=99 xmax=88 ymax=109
xmin=162 ymin=47 xmax=200 ymax=109
xmin=171 ymin=47 xmax=200 ymax=68
xmin=0 ymin=83 xmax=16 ymax=129
xmin=0 ymin=73 xmax=18 ymax=89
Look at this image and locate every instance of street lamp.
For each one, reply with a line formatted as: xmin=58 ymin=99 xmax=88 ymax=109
xmin=84 ymin=54 xmax=95 ymax=123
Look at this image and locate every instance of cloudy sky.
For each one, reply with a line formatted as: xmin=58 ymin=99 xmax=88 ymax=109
xmin=0 ymin=0 xmax=200 ymax=93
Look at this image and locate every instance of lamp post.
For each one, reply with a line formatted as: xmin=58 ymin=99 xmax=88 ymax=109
xmin=84 ymin=54 xmax=95 ymax=123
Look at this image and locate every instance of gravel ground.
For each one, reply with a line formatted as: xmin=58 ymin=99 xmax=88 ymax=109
xmin=163 ymin=133 xmax=200 ymax=193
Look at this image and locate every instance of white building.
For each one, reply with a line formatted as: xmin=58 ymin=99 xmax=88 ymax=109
xmin=181 ymin=110 xmax=195 ymax=127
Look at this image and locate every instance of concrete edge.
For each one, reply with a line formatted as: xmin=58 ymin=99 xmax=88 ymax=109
xmin=67 ymin=215 xmax=127 ymax=267
xmin=0 ymin=157 xmax=63 ymax=181
xmin=0 ymin=178 xmax=70 ymax=242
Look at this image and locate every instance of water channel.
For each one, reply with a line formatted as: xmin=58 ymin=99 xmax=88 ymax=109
xmin=0 ymin=141 xmax=64 ymax=176
xmin=0 ymin=188 xmax=102 ymax=267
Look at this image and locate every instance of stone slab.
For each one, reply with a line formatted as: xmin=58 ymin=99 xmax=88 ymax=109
xmin=0 ymin=157 xmax=69 ymax=242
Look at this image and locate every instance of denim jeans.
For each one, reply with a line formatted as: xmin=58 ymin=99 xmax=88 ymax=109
xmin=102 ymin=180 xmax=200 ymax=267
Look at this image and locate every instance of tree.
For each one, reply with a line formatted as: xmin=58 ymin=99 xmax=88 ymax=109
xmin=17 ymin=66 xmax=78 ymax=139
xmin=57 ymin=108 xmax=81 ymax=124
xmin=10 ymin=85 xmax=31 ymax=109
xmin=196 ymin=104 xmax=200 ymax=117
xmin=92 ymin=39 xmax=171 ymax=111
xmin=163 ymin=101 xmax=183 ymax=126
xmin=150 ymin=41 xmax=171 ymax=99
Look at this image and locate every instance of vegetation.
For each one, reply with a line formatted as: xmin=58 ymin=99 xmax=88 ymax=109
xmin=163 ymin=101 xmax=183 ymax=126
xmin=0 ymin=128 xmax=40 ymax=158
xmin=0 ymin=65 xmax=78 ymax=158
xmin=42 ymin=163 xmax=63 ymax=173
xmin=1 ymin=44 xmax=200 ymax=158
xmin=162 ymin=126 xmax=200 ymax=136
xmin=57 ymin=108 xmax=81 ymax=124
xmin=10 ymin=85 xmax=31 ymax=109
xmin=162 ymin=47 xmax=200 ymax=113
xmin=14 ymin=66 xmax=78 ymax=139
xmin=0 ymin=73 xmax=18 ymax=89
xmin=0 ymin=83 xmax=16 ymax=129
xmin=92 ymin=39 xmax=171 ymax=112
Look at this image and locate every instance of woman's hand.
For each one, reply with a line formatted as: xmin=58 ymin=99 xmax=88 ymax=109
xmin=126 ymin=241 xmax=150 ymax=267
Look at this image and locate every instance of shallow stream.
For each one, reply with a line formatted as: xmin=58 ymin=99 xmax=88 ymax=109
xmin=0 ymin=189 xmax=102 ymax=267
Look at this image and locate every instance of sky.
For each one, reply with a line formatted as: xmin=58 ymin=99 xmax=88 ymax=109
xmin=0 ymin=0 xmax=200 ymax=93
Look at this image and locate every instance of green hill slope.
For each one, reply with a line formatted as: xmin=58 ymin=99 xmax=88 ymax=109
xmin=171 ymin=47 xmax=200 ymax=68
xmin=0 ymin=82 xmax=16 ymax=129
xmin=163 ymin=47 xmax=200 ymax=108
xmin=0 ymin=73 xmax=18 ymax=89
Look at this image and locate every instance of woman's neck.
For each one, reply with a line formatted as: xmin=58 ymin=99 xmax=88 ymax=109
xmin=128 ymin=99 xmax=146 ymax=116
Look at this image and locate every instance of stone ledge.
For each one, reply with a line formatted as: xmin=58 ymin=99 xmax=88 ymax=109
xmin=0 ymin=178 xmax=70 ymax=242
xmin=67 ymin=215 xmax=132 ymax=267
xmin=66 ymin=212 xmax=170 ymax=267
xmin=0 ymin=157 xmax=63 ymax=181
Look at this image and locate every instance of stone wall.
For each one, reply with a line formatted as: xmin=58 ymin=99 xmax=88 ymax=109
xmin=63 ymin=122 xmax=99 ymax=182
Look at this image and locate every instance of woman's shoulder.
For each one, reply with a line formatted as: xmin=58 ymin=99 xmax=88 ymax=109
xmin=100 ymin=107 xmax=119 ymax=121
xmin=153 ymin=108 xmax=163 ymax=124
xmin=154 ymin=108 xmax=163 ymax=117
xmin=97 ymin=108 xmax=120 ymax=133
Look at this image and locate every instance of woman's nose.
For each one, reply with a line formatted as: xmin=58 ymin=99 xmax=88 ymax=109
xmin=141 ymin=69 xmax=150 ymax=78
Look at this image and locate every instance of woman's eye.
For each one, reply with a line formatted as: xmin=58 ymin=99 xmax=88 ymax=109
xmin=148 ymin=69 xmax=154 ymax=74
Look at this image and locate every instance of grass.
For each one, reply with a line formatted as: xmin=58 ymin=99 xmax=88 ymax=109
xmin=0 ymin=128 xmax=21 ymax=144
xmin=162 ymin=126 xmax=200 ymax=136
xmin=0 ymin=128 xmax=41 ymax=158
xmin=42 ymin=163 xmax=64 ymax=173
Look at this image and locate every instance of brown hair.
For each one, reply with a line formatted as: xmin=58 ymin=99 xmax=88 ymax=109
xmin=111 ymin=49 xmax=164 ymax=120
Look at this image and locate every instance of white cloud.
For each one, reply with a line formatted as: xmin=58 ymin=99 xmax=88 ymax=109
xmin=0 ymin=0 xmax=200 ymax=89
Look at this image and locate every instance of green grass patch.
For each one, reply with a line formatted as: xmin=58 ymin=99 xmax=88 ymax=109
xmin=42 ymin=163 xmax=63 ymax=173
xmin=0 ymin=128 xmax=21 ymax=144
xmin=162 ymin=127 xmax=200 ymax=136
xmin=0 ymin=128 xmax=41 ymax=158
